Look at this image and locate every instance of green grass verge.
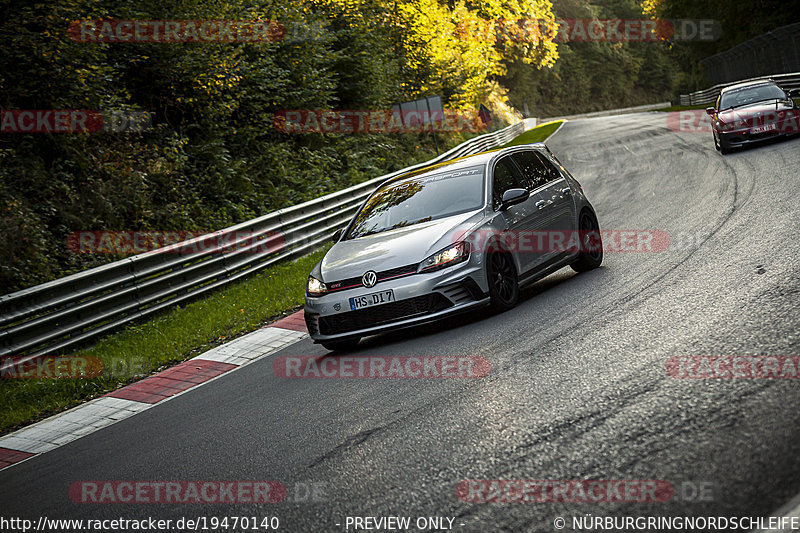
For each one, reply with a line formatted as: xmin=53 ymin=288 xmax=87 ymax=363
xmin=500 ymin=120 xmax=564 ymax=148
xmin=0 ymin=245 xmax=331 ymax=435
xmin=652 ymin=104 xmax=710 ymax=112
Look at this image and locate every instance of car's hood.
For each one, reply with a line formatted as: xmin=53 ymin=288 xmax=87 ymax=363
xmin=717 ymin=101 xmax=797 ymax=127
xmin=321 ymin=210 xmax=485 ymax=281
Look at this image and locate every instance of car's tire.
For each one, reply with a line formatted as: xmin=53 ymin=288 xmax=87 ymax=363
xmin=719 ymin=143 xmax=731 ymax=155
xmin=320 ymin=338 xmax=361 ymax=352
xmin=486 ymin=251 xmax=519 ymax=312
xmin=714 ymin=130 xmax=732 ymax=154
xmin=571 ymin=209 xmax=603 ymax=273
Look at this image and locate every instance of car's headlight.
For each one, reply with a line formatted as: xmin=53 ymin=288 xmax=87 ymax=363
xmin=307 ymin=276 xmax=328 ymax=297
xmin=418 ymin=242 xmax=470 ymax=273
xmin=717 ymin=119 xmax=734 ymax=132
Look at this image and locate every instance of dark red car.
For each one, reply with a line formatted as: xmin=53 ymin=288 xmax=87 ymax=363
xmin=706 ymin=80 xmax=800 ymax=154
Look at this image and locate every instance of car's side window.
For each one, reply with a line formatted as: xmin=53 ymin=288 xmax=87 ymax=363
xmin=511 ymin=150 xmax=550 ymax=191
xmin=492 ymin=156 xmax=527 ymax=209
xmin=534 ymin=152 xmax=563 ymax=184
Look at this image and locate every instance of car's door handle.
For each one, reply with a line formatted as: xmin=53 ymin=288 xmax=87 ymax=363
xmin=560 ymin=187 xmax=571 ymax=195
xmin=535 ymin=200 xmax=546 ymax=209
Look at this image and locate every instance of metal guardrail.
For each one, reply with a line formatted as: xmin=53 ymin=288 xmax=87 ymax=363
xmin=679 ymin=71 xmax=800 ymax=106
xmin=0 ymin=120 xmax=525 ymax=365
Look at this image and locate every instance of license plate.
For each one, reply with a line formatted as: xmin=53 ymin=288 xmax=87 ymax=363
xmin=751 ymin=123 xmax=777 ymax=134
xmin=349 ymin=290 xmax=394 ymax=310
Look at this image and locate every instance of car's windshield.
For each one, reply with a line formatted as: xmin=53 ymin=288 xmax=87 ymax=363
xmin=719 ymin=84 xmax=788 ymax=109
xmin=346 ymin=165 xmax=485 ymax=239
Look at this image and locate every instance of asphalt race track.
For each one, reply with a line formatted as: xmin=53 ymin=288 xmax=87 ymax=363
xmin=2 ymin=113 xmax=800 ymax=532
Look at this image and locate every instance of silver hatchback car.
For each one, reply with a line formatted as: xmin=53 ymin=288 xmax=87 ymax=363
xmin=304 ymin=143 xmax=603 ymax=351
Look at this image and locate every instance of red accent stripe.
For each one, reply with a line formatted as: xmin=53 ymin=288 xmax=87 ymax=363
xmin=270 ymin=310 xmax=307 ymax=332
xmin=329 ymin=283 xmax=362 ymax=292
xmin=108 ymin=359 xmax=236 ymax=404
xmin=0 ymin=447 xmax=35 ymax=469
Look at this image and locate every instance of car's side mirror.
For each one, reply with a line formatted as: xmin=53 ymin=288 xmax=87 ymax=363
xmin=705 ymin=107 xmax=716 ymax=116
xmin=788 ymin=88 xmax=800 ymax=98
xmin=331 ymin=228 xmax=344 ymax=243
xmin=500 ymin=188 xmax=530 ymax=211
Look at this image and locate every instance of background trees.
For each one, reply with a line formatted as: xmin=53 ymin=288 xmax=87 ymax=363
xmin=500 ymin=0 xmax=678 ymax=117
xmin=642 ymin=0 xmax=800 ymax=92
xmin=0 ymin=0 xmax=559 ymax=291
xmin=2 ymin=0 xmax=794 ymax=291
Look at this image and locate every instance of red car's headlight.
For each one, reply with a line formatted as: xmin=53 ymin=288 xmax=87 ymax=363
xmin=717 ymin=119 xmax=734 ymax=132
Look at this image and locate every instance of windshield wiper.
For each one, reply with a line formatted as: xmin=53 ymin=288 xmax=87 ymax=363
xmin=720 ymin=102 xmax=758 ymax=112
xmin=720 ymin=98 xmax=787 ymax=112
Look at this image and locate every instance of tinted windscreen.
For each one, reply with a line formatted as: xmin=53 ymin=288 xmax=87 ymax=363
xmin=346 ymin=166 xmax=485 ymax=239
xmin=719 ymin=84 xmax=788 ymax=109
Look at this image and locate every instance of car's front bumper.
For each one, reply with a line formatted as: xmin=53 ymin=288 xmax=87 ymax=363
xmin=304 ymin=262 xmax=489 ymax=342
xmin=719 ymin=128 xmax=790 ymax=146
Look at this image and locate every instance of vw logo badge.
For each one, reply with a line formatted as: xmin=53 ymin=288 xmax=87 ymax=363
xmin=362 ymin=270 xmax=378 ymax=288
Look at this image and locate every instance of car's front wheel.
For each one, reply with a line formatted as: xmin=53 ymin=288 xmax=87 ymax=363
xmin=571 ymin=209 xmax=603 ymax=273
xmin=320 ymin=338 xmax=361 ymax=352
xmin=487 ymin=251 xmax=519 ymax=312
xmin=713 ymin=130 xmax=731 ymax=154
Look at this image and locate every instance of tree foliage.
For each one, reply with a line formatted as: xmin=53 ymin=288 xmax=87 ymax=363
xmin=501 ymin=0 xmax=679 ymax=117
xmin=643 ymin=0 xmax=800 ymax=91
xmin=0 ymin=0 xmax=557 ymax=292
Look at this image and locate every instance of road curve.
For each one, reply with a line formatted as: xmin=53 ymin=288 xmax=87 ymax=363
xmin=2 ymin=113 xmax=800 ymax=532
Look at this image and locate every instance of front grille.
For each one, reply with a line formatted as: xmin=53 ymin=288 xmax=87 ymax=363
xmin=747 ymin=131 xmax=781 ymax=141
xmin=327 ymin=263 xmax=419 ymax=292
xmin=318 ymin=293 xmax=452 ymax=335
xmin=731 ymin=130 xmax=781 ymax=143
xmin=734 ymin=132 xmax=779 ymax=142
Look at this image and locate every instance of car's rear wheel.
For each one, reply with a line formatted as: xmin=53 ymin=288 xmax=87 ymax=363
xmin=487 ymin=251 xmax=519 ymax=312
xmin=571 ymin=210 xmax=603 ymax=273
xmin=320 ymin=337 xmax=361 ymax=352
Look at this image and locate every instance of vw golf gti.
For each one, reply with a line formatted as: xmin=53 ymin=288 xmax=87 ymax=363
xmin=304 ymin=144 xmax=603 ymax=351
